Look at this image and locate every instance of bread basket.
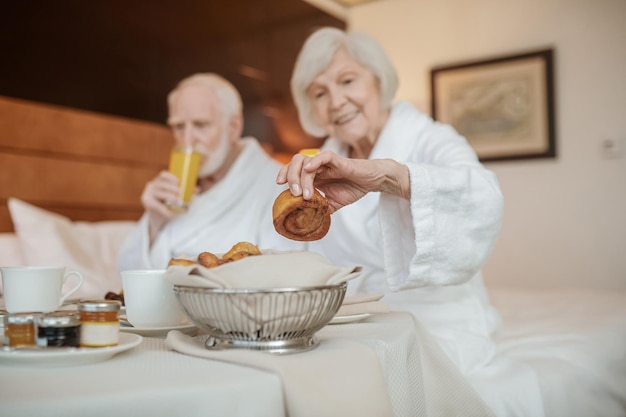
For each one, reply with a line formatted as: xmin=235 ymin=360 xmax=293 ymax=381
xmin=173 ymin=282 xmax=347 ymax=354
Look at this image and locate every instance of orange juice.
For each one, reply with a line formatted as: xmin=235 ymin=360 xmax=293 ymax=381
xmin=167 ymin=146 xmax=201 ymax=211
xmin=298 ymin=148 xmax=320 ymax=157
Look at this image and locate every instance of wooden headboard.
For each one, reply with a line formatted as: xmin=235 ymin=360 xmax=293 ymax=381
xmin=0 ymin=95 xmax=172 ymax=232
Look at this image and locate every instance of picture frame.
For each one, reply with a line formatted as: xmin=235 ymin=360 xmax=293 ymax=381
xmin=431 ymin=49 xmax=556 ymax=162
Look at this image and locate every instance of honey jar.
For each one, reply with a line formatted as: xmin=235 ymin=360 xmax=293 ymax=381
xmin=0 ymin=309 xmax=8 ymax=343
xmin=78 ymin=300 xmax=121 ymax=347
xmin=36 ymin=311 xmax=81 ymax=348
xmin=5 ymin=312 xmax=40 ymax=347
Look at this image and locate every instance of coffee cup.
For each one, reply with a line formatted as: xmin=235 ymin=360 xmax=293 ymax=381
xmin=120 ymin=269 xmax=188 ymax=328
xmin=1 ymin=266 xmax=84 ymax=313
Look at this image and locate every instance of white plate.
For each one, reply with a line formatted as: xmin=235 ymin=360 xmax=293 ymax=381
xmin=0 ymin=333 xmax=142 ymax=366
xmin=328 ymin=313 xmax=372 ymax=325
xmin=120 ymin=323 xmax=198 ymax=337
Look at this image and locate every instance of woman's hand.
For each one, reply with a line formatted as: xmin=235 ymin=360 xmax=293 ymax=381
xmin=276 ymin=150 xmax=410 ymax=213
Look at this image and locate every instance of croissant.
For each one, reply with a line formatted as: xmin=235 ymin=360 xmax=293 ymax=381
xmin=272 ymin=188 xmax=331 ymax=241
xmin=222 ymin=241 xmax=262 ymax=262
xmin=168 ymin=258 xmax=197 ymax=267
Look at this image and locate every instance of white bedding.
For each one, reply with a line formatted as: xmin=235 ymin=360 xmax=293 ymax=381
xmin=1 ymin=199 xmax=625 ymax=417
xmin=471 ymin=287 xmax=626 ymax=417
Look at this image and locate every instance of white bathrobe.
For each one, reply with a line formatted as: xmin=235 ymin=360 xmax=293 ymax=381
xmin=117 ymin=138 xmax=301 ymax=271
xmin=309 ymin=101 xmax=504 ymax=373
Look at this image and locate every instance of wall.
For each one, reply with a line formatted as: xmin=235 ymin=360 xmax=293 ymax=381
xmin=0 ymin=1 xmax=345 ymax=155
xmin=348 ymin=0 xmax=626 ymax=290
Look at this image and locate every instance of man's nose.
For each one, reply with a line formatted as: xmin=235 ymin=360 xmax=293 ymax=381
xmin=180 ymin=125 xmax=195 ymax=147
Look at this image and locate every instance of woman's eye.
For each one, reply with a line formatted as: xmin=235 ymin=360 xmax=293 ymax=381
xmin=341 ymin=77 xmax=354 ymax=85
xmin=313 ymin=90 xmax=326 ymax=99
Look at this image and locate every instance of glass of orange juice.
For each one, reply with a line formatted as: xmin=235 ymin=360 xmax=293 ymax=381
xmin=166 ymin=146 xmax=202 ymax=213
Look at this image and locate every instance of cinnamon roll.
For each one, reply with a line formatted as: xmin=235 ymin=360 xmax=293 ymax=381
xmin=272 ymin=188 xmax=331 ymax=241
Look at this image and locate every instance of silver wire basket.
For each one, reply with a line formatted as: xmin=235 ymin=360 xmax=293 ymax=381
xmin=173 ymin=282 xmax=347 ymax=354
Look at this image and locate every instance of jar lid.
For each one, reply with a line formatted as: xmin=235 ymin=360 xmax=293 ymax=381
xmin=7 ymin=312 xmax=40 ymax=324
xmin=37 ymin=311 xmax=81 ymax=327
xmin=1 ymin=310 xmax=9 ymax=327
xmin=78 ymin=299 xmax=121 ymax=312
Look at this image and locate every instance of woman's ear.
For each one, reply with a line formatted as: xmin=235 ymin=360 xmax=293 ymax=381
xmin=228 ymin=114 xmax=243 ymax=143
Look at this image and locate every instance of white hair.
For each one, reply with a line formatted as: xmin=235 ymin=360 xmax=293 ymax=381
xmin=290 ymin=27 xmax=398 ymax=137
xmin=167 ymin=73 xmax=243 ymax=122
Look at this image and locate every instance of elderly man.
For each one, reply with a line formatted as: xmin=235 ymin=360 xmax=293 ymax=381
xmin=118 ymin=73 xmax=295 ymax=270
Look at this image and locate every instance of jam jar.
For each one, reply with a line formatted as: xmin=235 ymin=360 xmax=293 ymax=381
xmin=0 ymin=309 xmax=8 ymax=343
xmin=36 ymin=311 xmax=81 ymax=348
xmin=5 ymin=312 xmax=40 ymax=347
xmin=78 ymin=300 xmax=121 ymax=347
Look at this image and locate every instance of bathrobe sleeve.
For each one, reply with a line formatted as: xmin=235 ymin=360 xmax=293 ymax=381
xmin=378 ymin=116 xmax=504 ymax=291
xmin=116 ymin=138 xmax=300 ymax=274
xmin=117 ymin=213 xmax=155 ymax=271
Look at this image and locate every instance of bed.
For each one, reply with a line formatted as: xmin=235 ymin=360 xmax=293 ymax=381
xmin=1 ymin=95 xmax=625 ymax=417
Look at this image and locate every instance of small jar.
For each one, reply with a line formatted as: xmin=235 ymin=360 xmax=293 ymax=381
xmin=36 ymin=311 xmax=81 ymax=348
xmin=78 ymin=300 xmax=121 ymax=347
xmin=5 ymin=312 xmax=40 ymax=347
xmin=0 ymin=309 xmax=8 ymax=343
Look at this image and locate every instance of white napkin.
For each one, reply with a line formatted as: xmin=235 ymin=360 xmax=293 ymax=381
xmin=164 ymin=250 xmax=362 ymax=337
xmin=164 ymin=250 xmax=362 ymax=289
xmin=165 ymin=330 xmax=394 ymax=417
xmin=336 ymin=293 xmax=390 ymax=317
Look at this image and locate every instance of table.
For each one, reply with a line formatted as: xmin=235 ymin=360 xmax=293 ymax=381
xmin=0 ymin=312 xmax=493 ymax=417
xmin=0 ymin=336 xmax=285 ymax=417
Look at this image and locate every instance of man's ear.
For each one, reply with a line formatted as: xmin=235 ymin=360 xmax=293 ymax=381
xmin=228 ymin=114 xmax=243 ymax=143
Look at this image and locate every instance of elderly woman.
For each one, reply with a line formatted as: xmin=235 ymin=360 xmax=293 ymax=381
xmin=277 ymin=27 xmax=504 ymax=374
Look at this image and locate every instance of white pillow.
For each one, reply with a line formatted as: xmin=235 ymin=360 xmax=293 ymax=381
xmin=0 ymin=233 xmax=25 ymax=266
xmin=8 ymin=198 xmax=136 ymax=300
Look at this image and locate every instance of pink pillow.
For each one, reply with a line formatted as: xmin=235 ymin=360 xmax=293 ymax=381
xmin=8 ymin=198 xmax=136 ymax=300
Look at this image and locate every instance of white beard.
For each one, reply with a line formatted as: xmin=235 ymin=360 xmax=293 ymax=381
xmin=197 ymin=131 xmax=231 ymax=177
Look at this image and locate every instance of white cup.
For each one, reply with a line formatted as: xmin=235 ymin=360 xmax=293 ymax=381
xmin=1 ymin=266 xmax=84 ymax=313
xmin=120 ymin=270 xmax=188 ymax=328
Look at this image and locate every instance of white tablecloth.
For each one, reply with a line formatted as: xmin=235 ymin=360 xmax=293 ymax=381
xmin=0 ymin=337 xmax=285 ymax=417
xmin=0 ymin=312 xmax=493 ymax=417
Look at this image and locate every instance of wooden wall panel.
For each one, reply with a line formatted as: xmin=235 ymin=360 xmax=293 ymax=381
xmin=0 ymin=96 xmax=172 ymax=164
xmin=0 ymin=207 xmax=10 ymax=231
xmin=0 ymin=154 xmax=160 ymax=206
xmin=0 ymin=96 xmax=174 ymax=232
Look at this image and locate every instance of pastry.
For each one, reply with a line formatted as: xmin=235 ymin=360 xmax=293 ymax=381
xmin=198 ymin=251 xmax=221 ymax=268
xmin=104 ymin=290 xmax=125 ymax=306
xmin=222 ymin=241 xmax=262 ymax=262
xmin=272 ymin=188 xmax=330 ymax=241
xmin=168 ymin=258 xmax=197 ymax=267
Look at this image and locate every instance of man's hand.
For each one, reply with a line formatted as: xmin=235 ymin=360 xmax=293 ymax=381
xmin=141 ymin=171 xmax=181 ymax=243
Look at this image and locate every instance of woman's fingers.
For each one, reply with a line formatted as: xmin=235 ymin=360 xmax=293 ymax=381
xmin=278 ymin=153 xmax=307 ymax=197
xmin=276 ymin=166 xmax=288 ymax=185
xmin=276 ymin=151 xmax=345 ymax=201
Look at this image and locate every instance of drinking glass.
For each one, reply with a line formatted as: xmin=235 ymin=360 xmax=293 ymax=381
xmin=166 ymin=145 xmax=201 ymax=212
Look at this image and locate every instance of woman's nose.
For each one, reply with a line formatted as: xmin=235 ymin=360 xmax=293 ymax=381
xmin=328 ymin=87 xmax=346 ymax=110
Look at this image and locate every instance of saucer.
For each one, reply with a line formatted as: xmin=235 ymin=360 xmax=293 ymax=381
xmin=328 ymin=313 xmax=372 ymax=325
xmin=119 ymin=322 xmax=198 ymax=337
xmin=0 ymin=333 xmax=142 ymax=366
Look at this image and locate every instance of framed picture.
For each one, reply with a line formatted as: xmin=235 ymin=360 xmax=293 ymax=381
xmin=431 ymin=49 xmax=556 ymax=162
